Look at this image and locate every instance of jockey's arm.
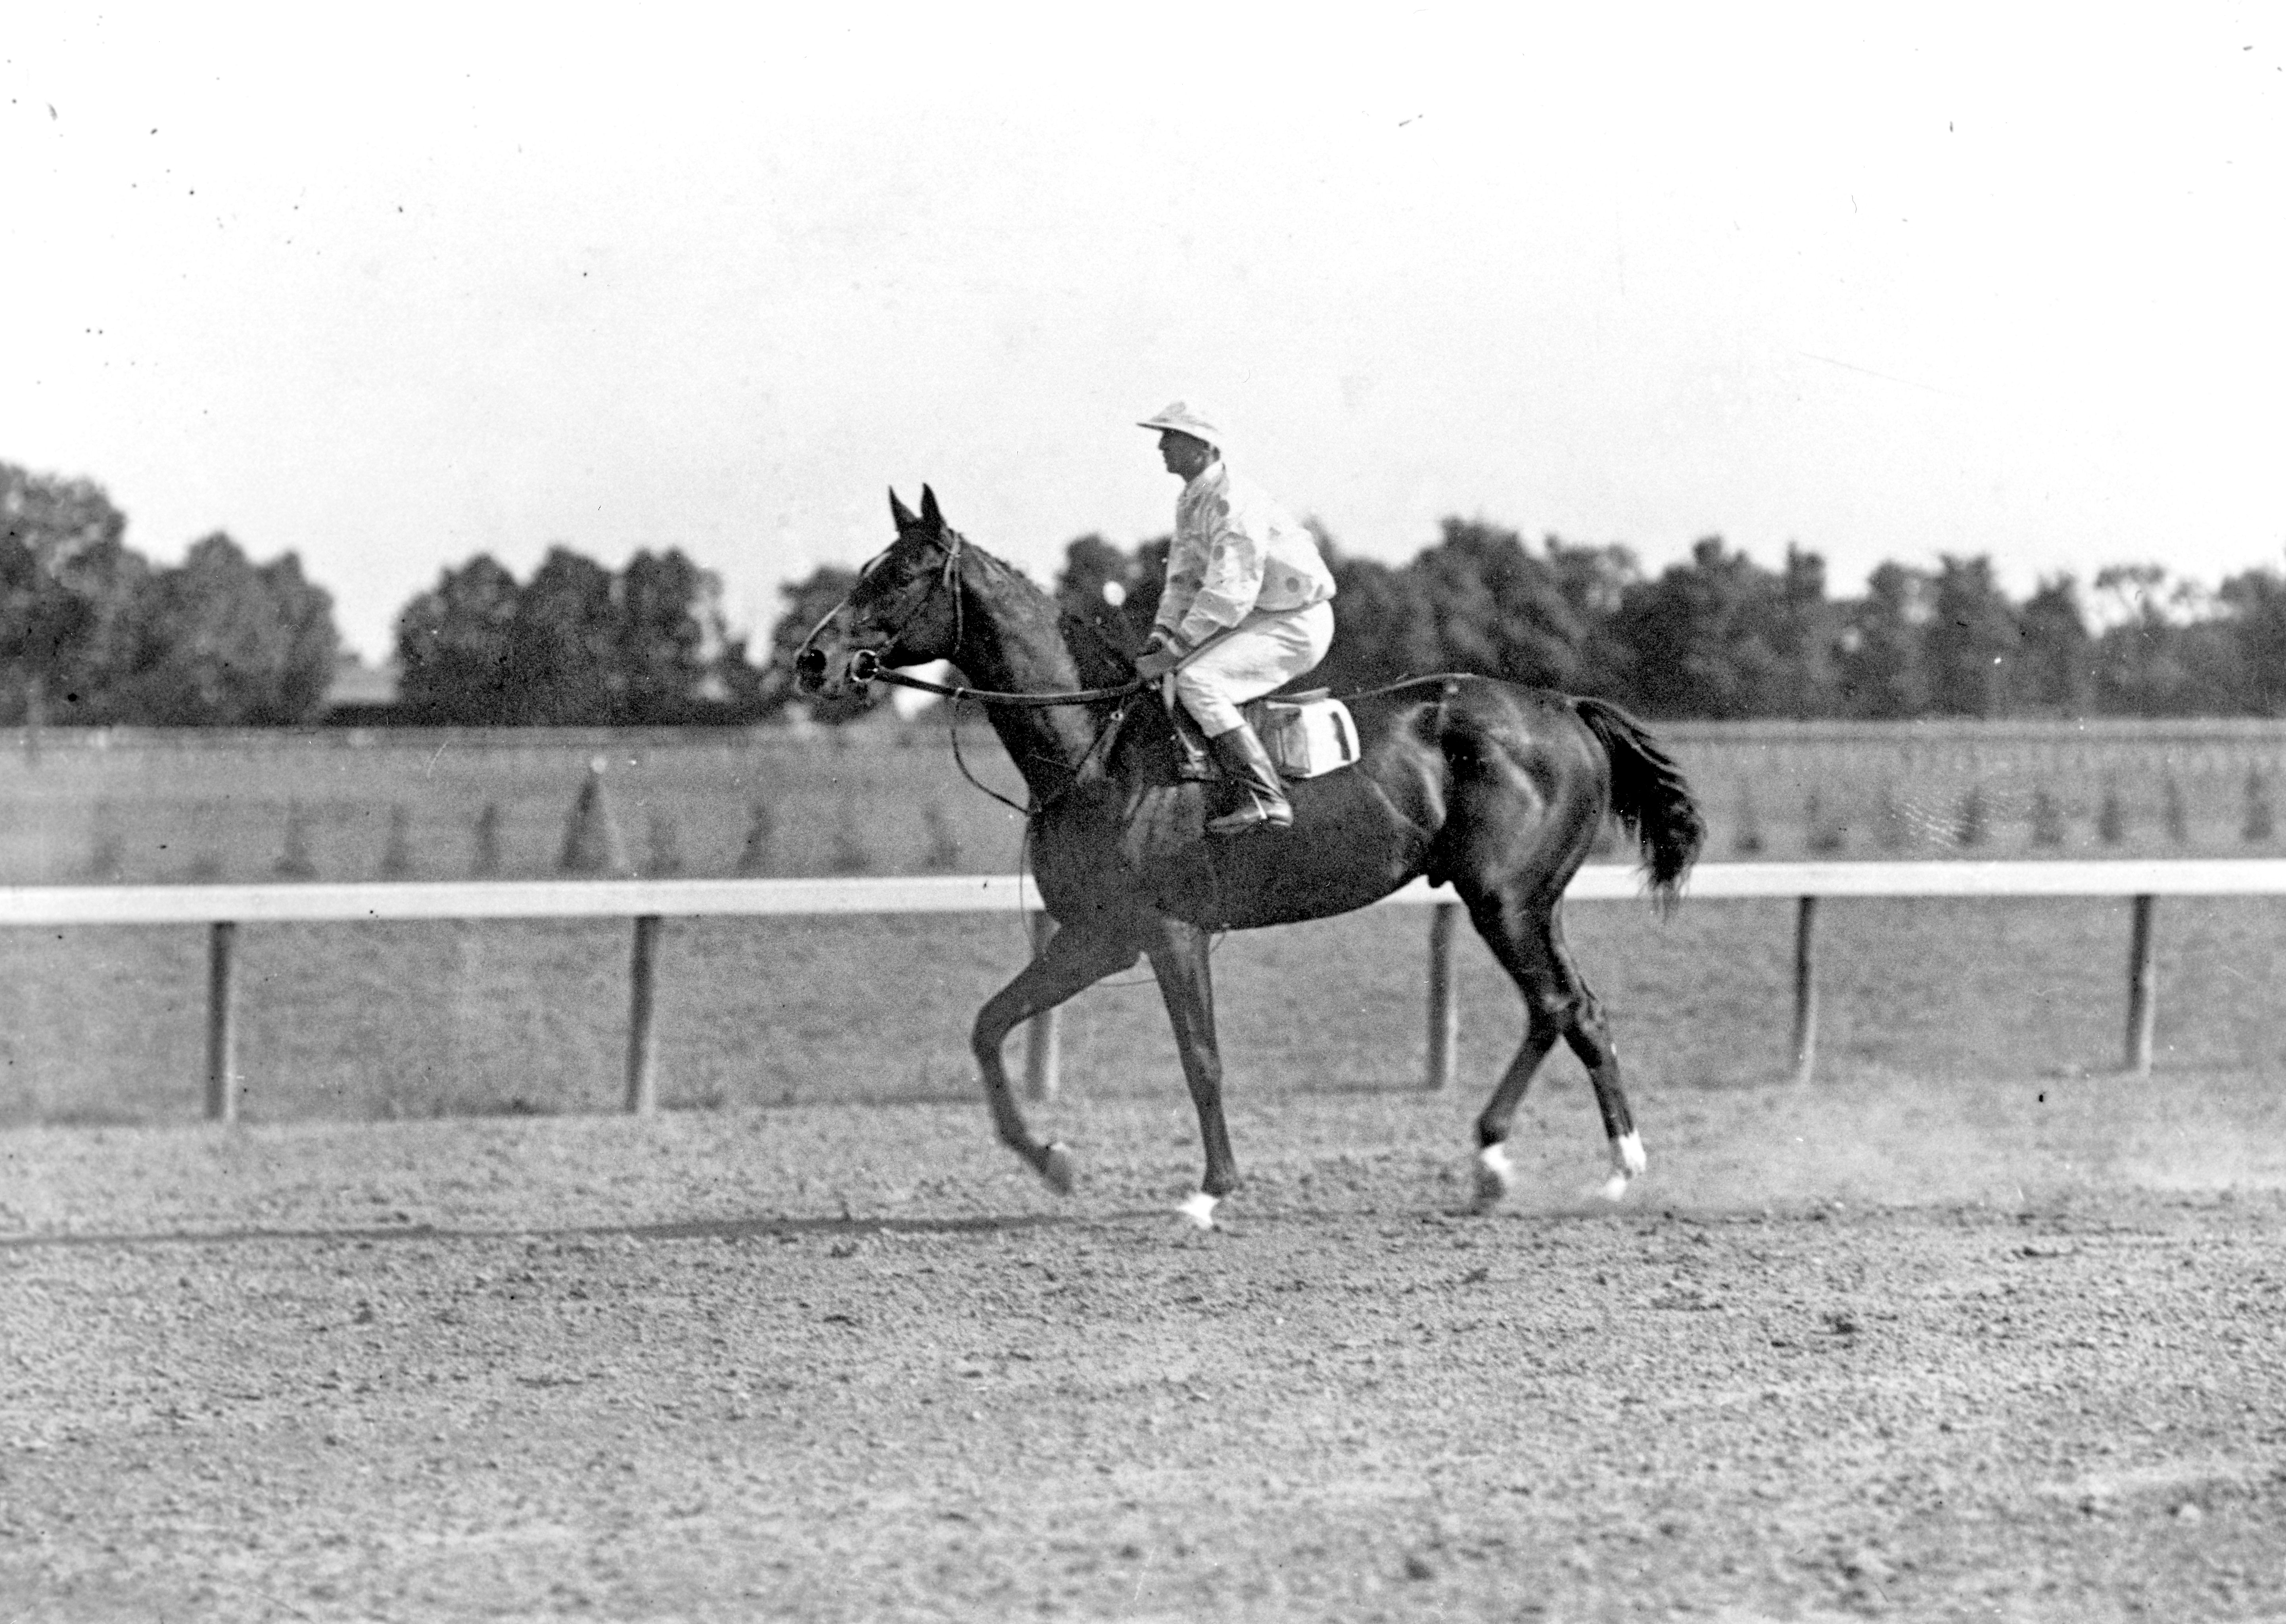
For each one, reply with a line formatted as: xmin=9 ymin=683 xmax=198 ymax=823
xmin=1166 ymin=515 xmax=1266 ymax=652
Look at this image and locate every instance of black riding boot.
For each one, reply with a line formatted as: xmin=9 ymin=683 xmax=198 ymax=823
xmin=1205 ymin=721 xmax=1292 ymax=836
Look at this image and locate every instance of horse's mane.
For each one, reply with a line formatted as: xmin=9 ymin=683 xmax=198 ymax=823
xmin=960 ymin=535 xmax=1138 ymax=694
xmin=1055 ymin=607 xmax=1141 ymax=691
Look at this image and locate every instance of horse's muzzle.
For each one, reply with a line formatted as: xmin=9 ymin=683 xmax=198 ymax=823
xmin=792 ymin=643 xmax=884 ymax=697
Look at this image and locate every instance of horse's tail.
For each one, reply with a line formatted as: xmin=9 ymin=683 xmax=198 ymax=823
xmin=1573 ymin=696 xmax=1705 ymax=910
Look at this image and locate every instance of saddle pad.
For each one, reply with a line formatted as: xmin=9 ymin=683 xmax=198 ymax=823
xmin=1245 ymin=694 xmax=1361 ymax=780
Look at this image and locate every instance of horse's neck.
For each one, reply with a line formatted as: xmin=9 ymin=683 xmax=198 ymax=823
xmin=951 ymin=555 xmax=1123 ymax=800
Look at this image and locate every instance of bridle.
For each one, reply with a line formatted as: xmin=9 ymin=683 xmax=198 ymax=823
xmin=834 ymin=529 xmax=1149 ymax=709
xmin=812 ymin=527 xmax=1150 ymax=815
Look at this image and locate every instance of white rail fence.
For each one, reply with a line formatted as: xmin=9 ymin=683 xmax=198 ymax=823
xmin=9 ymin=861 xmax=2286 ymax=1121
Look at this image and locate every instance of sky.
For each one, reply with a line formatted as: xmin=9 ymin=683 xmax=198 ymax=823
xmin=6 ymin=5 xmax=2283 ymax=660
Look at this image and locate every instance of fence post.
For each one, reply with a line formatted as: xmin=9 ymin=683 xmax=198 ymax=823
xmin=205 ymin=921 xmax=239 ymax=1122
xmin=625 ymin=915 xmax=663 ymax=1113
xmin=1790 ymin=895 xmax=1820 ymax=1085
xmin=2125 ymin=893 xmax=2158 ymax=1076
xmin=1425 ymin=901 xmax=1461 ymax=1090
xmin=1023 ymin=910 xmax=1060 ymax=1101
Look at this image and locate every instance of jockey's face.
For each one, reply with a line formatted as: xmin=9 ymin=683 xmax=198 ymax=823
xmin=1157 ymin=430 xmax=1217 ymax=480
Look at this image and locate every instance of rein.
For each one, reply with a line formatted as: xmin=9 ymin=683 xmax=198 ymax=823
xmin=850 ymin=649 xmax=1146 ymax=708
xmin=890 ymin=667 xmax=1139 ymax=819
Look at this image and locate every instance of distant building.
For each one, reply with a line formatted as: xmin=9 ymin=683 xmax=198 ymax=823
xmin=324 ymin=654 xmax=399 ymax=722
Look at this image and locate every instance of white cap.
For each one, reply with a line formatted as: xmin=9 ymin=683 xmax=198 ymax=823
xmin=1137 ymin=399 xmax=1227 ymax=449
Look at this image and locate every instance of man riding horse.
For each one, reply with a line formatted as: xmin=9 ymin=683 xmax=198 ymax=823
xmin=793 ymin=432 xmax=1702 ymax=1221
xmin=1129 ymin=401 xmax=1337 ymax=836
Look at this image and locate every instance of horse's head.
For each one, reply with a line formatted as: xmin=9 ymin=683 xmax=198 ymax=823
xmin=793 ymin=485 xmax=968 ymax=700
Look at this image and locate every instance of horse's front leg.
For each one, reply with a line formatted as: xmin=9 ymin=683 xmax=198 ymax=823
xmin=972 ymin=919 xmax=1141 ymax=1193
xmin=1142 ymin=916 xmax=1237 ymax=1227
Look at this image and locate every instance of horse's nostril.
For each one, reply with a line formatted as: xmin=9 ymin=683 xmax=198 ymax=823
xmin=793 ymin=647 xmax=826 ymax=691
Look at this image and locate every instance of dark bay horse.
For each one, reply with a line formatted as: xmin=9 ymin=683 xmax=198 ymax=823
xmin=796 ymin=487 xmax=1705 ymax=1224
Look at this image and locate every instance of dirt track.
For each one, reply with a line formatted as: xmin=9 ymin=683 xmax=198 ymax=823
xmin=5 ymin=1073 xmax=2285 ymax=1621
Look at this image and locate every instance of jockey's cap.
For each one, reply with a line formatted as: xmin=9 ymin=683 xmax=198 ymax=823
xmin=1137 ymin=400 xmax=1227 ymax=450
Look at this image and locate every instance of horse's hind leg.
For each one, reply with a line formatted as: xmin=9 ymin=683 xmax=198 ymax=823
xmin=1561 ymin=962 xmax=1645 ymax=1201
xmin=1460 ymin=885 xmax=1642 ymax=1208
xmin=971 ymin=922 xmax=1140 ymax=1193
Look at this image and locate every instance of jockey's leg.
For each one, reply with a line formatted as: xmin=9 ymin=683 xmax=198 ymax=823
xmin=1172 ymin=605 xmax=1332 ymax=837
xmin=1202 ymin=720 xmax=1291 ymax=835
xmin=1172 ymin=661 xmax=1288 ymax=835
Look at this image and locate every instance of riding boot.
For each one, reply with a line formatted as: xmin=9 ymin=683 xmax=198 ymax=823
xmin=1204 ymin=721 xmax=1292 ymax=836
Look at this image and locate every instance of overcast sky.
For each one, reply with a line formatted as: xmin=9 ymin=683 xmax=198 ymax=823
xmin=8 ymin=6 xmax=2282 ymax=660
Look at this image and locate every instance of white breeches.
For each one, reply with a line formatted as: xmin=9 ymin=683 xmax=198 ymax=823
xmin=1172 ymin=602 xmax=1335 ymax=737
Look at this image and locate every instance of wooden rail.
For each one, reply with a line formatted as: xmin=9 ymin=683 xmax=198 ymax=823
xmin=9 ymin=861 xmax=2286 ymax=1118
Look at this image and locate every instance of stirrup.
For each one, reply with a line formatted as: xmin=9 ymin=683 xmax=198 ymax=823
xmin=1169 ymin=712 xmax=1217 ymax=782
xmin=1207 ymin=788 xmax=1293 ymax=837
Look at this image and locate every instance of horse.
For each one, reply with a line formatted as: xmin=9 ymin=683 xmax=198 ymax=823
xmin=794 ymin=486 xmax=1705 ymax=1225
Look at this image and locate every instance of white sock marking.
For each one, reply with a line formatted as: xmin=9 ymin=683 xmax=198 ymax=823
xmin=1601 ymin=1131 xmax=1647 ymax=1202
xmin=1473 ymin=1143 xmax=1515 ymax=1211
xmin=1177 ymin=1192 xmax=1219 ymax=1230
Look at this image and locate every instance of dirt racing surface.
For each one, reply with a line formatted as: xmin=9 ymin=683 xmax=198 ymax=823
xmin=5 ymin=1072 xmax=2285 ymax=1622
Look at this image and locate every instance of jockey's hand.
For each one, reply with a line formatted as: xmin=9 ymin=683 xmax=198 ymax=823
xmin=1132 ymin=644 xmax=1181 ymax=683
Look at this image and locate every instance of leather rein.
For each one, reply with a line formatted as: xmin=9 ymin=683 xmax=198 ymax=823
xmin=850 ymin=647 xmax=1146 ymax=709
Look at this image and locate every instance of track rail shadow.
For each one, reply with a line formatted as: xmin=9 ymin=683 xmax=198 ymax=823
xmin=0 ymin=1208 xmax=1168 ymax=1253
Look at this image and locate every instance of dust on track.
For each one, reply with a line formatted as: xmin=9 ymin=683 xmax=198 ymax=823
xmin=4 ymin=1072 xmax=2284 ymax=1622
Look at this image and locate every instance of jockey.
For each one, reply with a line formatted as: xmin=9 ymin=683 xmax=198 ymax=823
xmin=1129 ymin=401 xmax=1337 ymax=835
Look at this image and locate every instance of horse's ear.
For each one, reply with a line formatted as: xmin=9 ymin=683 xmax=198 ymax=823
xmin=919 ymin=485 xmax=944 ymax=531
xmin=888 ymin=487 xmax=918 ymax=531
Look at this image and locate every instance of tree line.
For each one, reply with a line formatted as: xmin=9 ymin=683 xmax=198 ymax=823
xmin=11 ymin=456 xmax=2286 ymax=725
xmin=391 ymin=546 xmax=765 ymax=725
xmin=997 ymin=521 xmax=2286 ymax=722
xmin=3 ymin=459 xmax=763 ymax=728
xmin=3 ymin=462 xmax=337 ymax=725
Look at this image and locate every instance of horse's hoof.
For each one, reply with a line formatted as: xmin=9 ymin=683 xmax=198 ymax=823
xmin=1176 ymin=1191 xmax=1219 ymax=1231
xmin=1599 ymin=1131 xmax=1647 ymax=1202
xmin=1471 ymin=1143 xmax=1514 ymax=1213
xmin=1040 ymin=1142 xmax=1075 ymax=1196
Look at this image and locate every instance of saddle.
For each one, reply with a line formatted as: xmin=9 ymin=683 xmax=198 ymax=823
xmin=1166 ymin=690 xmax=1361 ymax=784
